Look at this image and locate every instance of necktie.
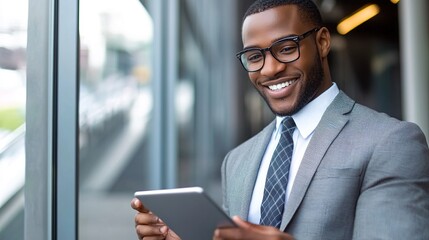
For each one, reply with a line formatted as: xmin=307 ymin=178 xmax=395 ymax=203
xmin=260 ymin=116 xmax=296 ymax=228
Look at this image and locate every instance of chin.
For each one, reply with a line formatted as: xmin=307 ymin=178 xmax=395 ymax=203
xmin=270 ymin=104 xmax=297 ymax=116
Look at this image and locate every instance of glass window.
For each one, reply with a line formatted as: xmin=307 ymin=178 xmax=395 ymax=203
xmin=0 ymin=0 xmax=27 ymax=239
xmin=78 ymin=0 xmax=153 ymax=239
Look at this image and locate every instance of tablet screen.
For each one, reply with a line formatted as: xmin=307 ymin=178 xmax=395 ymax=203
xmin=134 ymin=187 xmax=236 ymax=240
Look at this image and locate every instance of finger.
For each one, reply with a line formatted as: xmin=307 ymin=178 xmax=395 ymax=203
xmin=135 ymin=212 xmax=160 ymax=225
xmin=166 ymin=229 xmax=182 ymax=240
xmin=131 ymin=198 xmax=149 ymax=213
xmin=213 ymin=216 xmax=248 ymax=239
xmin=213 ymin=231 xmax=222 ymax=240
xmin=232 ymin=216 xmax=276 ymax=232
xmin=135 ymin=224 xmax=168 ymax=239
xmin=141 ymin=237 xmax=166 ymax=240
xmin=231 ymin=216 xmax=264 ymax=231
xmin=231 ymin=216 xmax=252 ymax=228
xmin=130 ymin=198 xmax=141 ymax=210
xmin=214 ymin=227 xmax=243 ymax=239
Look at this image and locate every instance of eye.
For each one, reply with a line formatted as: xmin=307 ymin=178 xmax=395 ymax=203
xmin=279 ymin=45 xmax=298 ymax=54
xmin=273 ymin=40 xmax=298 ymax=56
xmin=245 ymin=51 xmax=263 ymax=63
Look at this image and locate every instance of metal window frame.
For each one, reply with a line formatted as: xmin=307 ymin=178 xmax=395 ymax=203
xmin=26 ymin=0 xmax=79 ymax=239
xmin=55 ymin=0 xmax=79 ymax=239
xmin=146 ymin=0 xmax=179 ymax=189
xmin=26 ymin=0 xmax=178 ymax=239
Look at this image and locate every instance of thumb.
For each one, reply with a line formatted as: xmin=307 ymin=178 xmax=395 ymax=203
xmin=232 ymin=216 xmax=275 ymax=231
xmin=231 ymin=216 xmax=256 ymax=229
xmin=131 ymin=198 xmax=149 ymax=213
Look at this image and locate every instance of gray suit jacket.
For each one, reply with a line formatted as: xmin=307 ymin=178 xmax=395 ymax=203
xmin=221 ymin=91 xmax=429 ymax=239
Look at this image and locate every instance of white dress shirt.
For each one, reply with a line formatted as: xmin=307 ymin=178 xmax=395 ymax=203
xmin=248 ymin=83 xmax=340 ymax=224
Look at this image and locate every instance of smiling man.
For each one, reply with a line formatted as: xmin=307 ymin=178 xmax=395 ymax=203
xmin=236 ymin=3 xmax=330 ymax=117
xmin=132 ymin=1 xmax=429 ymax=239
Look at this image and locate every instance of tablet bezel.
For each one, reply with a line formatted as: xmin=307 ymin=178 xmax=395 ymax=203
xmin=134 ymin=187 xmax=236 ymax=240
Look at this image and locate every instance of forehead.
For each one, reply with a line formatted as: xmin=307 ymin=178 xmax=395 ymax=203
xmin=242 ymin=5 xmax=309 ymax=47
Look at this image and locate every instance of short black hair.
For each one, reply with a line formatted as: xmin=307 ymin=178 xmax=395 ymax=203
xmin=243 ymin=0 xmax=323 ymax=26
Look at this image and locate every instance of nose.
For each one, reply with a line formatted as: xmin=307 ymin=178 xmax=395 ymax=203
xmin=260 ymin=52 xmax=286 ymax=77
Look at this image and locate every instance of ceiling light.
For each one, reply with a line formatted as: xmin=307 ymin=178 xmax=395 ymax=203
xmin=337 ymin=4 xmax=380 ymax=35
xmin=390 ymin=0 xmax=400 ymax=4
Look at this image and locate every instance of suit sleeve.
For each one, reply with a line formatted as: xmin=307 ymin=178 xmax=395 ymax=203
xmin=221 ymin=150 xmax=232 ymax=215
xmin=353 ymin=121 xmax=429 ymax=239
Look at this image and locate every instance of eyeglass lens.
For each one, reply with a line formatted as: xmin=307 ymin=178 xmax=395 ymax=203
xmin=240 ymin=39 xmax=299 ymax=72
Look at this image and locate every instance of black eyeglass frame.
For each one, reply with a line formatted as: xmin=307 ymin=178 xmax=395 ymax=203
xmin=236 ymin=27 xmax=321 ymax=72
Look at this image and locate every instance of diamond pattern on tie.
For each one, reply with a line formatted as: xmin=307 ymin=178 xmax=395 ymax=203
xmin=260 ymin=116 xmax=296 ymax=228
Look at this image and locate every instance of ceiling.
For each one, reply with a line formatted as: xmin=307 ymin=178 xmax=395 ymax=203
xmin=315 ymin=0 xmax=399 ymax=39
xmin=237 ymin=0 xmax=400 ymax=40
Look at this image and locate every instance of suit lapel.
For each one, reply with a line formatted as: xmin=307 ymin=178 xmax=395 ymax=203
xmin=280 ymin=91 xmax=355 ymax=230
xmin=236 ymin=120 xmax=276 ymax=220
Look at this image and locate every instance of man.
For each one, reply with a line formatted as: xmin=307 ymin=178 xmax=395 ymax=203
xmin=132 ymin=0 xmax=429 ymax=239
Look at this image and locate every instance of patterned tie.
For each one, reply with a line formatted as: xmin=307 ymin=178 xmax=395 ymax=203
xmin=260 ymin=116 xmax=296 ymax=228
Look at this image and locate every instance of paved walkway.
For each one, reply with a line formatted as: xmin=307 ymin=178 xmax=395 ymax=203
xmin=80 ymin=193 xmax=137 ymax=240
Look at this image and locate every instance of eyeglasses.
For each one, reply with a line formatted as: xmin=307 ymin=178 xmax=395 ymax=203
xmin=236 ymin=27 xmax=321 ymax=72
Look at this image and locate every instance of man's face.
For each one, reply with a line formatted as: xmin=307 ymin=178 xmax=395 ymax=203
xmin=241 ymin=5 xmax=330 ymax=116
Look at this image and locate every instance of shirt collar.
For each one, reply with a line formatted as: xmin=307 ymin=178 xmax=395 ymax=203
xmin=275 ymin=83 xmax=340 ymax=139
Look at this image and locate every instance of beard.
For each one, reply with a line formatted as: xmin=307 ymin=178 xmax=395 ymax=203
xmin=265 ymin=52 xmax=325 ymax=116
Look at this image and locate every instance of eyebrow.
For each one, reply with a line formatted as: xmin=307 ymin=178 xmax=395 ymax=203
xmin=242 ymin=33 xmax=299 ymax=51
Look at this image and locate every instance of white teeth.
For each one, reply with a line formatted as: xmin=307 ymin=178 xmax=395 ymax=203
xmin=268 ymin=80 xmax=296 ymax=91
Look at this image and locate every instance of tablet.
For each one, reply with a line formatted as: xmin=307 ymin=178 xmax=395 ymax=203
xmin=134 ymin=187 xmax=236 ymax=240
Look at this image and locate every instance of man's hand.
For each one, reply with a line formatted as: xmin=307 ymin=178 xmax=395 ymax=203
xmin=213 ymin=216 xmax=294 ymax=240
xmin=131 ymin=198 xmax=181 ymax=240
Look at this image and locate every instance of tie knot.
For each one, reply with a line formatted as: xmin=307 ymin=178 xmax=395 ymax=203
xmin=281 ymin=116 xmax=296 ymax=134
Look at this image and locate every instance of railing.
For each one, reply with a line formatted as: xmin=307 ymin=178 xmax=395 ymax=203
xmin=0 ymin=124 xmax=25 ymax=158
xmin=0 ymin=124 xmax=26 ymax=208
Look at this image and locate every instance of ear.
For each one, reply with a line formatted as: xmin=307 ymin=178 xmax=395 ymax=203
xmin=316 ymin=27 xmax=331 ymax=58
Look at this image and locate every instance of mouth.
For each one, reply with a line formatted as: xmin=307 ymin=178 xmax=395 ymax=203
xmin=267 ymin=79 xmax=297 ymax=91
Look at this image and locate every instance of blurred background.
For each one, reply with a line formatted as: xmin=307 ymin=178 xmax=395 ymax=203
xmin=1 ymin=0 xmax=428 ymax=239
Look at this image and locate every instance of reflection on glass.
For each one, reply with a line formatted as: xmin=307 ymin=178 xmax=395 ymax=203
xmin=0 ymin=0 xmax=27 ymax=239
xmin=79 ymin=0 xmax=153 ymax=239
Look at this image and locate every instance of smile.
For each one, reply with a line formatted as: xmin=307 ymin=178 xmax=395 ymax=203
xmin=268 ymin=79 xmax=297 ymax=91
